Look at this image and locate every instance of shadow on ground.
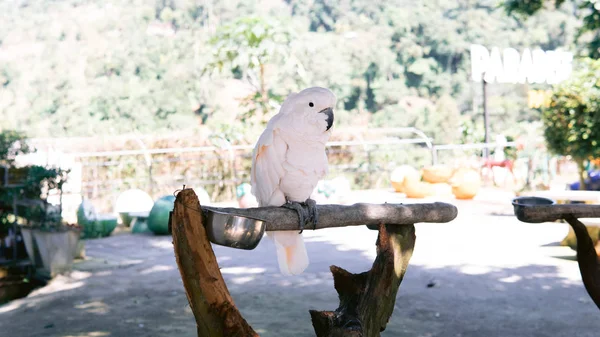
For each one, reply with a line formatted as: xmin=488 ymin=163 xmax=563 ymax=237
xmin=0 ymin=221 xmax=599 ymax=337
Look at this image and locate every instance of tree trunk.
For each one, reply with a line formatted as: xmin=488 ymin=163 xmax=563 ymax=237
xmin=259 ymin=63 xmax=268 ymax=124
xmin=576 ymin=157 xmax=587 ymax=191
xmin=309 ymin=224 xmax=416 ymax=336
xmin=170 ymin=188 xmax=258 ymax=337
xmin=564 ymin=216 xmax=600 ymax=310
xmin=525 ymin=156 xmax=534 ymax=190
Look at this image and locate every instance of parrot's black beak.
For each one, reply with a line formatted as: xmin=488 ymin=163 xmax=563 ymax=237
xmin=320 ymin=107 xmax=334 ymax=131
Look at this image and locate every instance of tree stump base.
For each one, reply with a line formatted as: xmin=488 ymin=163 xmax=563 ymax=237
xmin=170 ymin=188 xmax=258 ymax=337
xmin=310 ymin=224 xmax=416 ymax=336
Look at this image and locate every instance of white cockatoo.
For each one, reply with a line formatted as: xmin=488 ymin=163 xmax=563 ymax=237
xmin=250 ymin=87 xmax=336 ymax=275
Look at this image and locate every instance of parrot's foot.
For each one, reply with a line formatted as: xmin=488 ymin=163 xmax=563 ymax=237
xmin=305 ymin=198 xmax=318 ymax=230
xmin=283 ymin=200 xmax=309 ymax=233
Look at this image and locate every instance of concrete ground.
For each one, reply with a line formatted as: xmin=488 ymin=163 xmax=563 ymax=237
xmin=1 ymin=188 xmax=599 ymax=337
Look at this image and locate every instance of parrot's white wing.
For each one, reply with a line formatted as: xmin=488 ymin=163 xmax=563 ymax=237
xmin=250 ymin=116 xmax=309 ymax=275
xmin=250 ymin=120 xmax=287 ymax=206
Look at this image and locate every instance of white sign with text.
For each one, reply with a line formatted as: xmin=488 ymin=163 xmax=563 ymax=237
xmin=470 ymin=44 xmax=573 ymax=84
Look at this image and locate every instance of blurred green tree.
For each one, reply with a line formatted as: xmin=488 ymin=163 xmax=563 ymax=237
xmin=502 ymin=0 xmax=600 ymax=57
xmin=542 ymin=58 xmax=600 ymax=189
xmin=204 ymin=16 xmax=305 ymax=125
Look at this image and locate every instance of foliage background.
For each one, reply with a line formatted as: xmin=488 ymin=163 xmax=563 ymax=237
xmin=0 ymin=0 xmax=584 ymax=142
xmin=0 ymin=0 xmax=589 ymax=202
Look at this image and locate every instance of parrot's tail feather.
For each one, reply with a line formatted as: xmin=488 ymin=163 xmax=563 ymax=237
xmin=267 ymin=231 xmax=309 ymax=275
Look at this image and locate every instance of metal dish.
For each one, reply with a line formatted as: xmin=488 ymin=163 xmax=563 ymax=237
xmin=512 ymin=196 xmax=556 ymax=223
xmin=512 ymin=196 xmax=555 ymax=206
xmin=204 ymin=209 xmax=266 ymax=250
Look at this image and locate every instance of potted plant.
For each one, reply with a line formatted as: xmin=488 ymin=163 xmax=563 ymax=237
xmin=18 ymin=167 xmax=81 ymax=278
xmin=0 ymin=130 xmax=80 ymax=278
xmin=0 ymin=130 xmax=32 ymax=261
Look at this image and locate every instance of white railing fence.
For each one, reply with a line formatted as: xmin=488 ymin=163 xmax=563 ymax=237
xmin=25 ymin=128 xmax=553 ymax=215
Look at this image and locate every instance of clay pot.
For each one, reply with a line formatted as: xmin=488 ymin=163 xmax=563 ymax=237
xmin=422 ymin=165 xmax=455 ymax=184
xmin=390 ymin=166 xmax=420 ymax=193
xmin=450 ymin=168 xmax=481 ymax=200
xmin=404 ymin=179 xmax=435 ymax=198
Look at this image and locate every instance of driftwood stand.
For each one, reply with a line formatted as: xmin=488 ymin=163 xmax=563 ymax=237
xmin=513 ymin=199 xmax=600 ymax=310
xmin=170 ymin=188 xmax=458 ymax=336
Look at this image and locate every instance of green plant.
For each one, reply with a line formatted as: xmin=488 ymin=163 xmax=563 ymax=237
xmin=0 ymin=130 xmax=70 ymax=232
xmin=1 ymin=166 xmax=69 ymax=231
xmin=503 ymin=0 xmax=600 ymax=58
xmin=203 ymin=16 xmax=302 ymax=126
xmin=542 ymin=58 xmax=600 ymax=189
xmin=0 ymin=130 xmax=31 ymax=165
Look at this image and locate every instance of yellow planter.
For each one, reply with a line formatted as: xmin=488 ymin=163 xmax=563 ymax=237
xmin=450 ymin=168 xmax=481 ymax=200
xmin=404 ymin=180 xmax=436 ymax=198
xmin=391 ymin=181 xmax=404 ymax=193
xmin=422 ymin=165 xmax=454 ymax=184
xmin=390 ymin=165 xmax=420 ymax=193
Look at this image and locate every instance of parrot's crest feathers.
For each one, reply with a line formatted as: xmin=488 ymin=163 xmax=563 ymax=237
xmin=279 ymin=92 xmax=298 ymax=115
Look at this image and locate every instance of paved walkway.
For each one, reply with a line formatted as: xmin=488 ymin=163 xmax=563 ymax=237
xmin=1 ymin=188 xmax=599 ymax=336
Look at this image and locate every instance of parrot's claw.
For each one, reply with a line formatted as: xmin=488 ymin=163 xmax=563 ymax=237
xmin=283 ymin=200 xmax=308 ymax=233
xmin=305 ymin=198 xmax=318 ymax=230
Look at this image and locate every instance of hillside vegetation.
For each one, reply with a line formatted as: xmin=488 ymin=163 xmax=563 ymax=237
xmin=0 ymin=0 xmax=583 ymax=145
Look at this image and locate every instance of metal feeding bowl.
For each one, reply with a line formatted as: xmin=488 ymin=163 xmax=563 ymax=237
xmin=511 ymin=196 xmax=556 ymax=223
xmin=204 ymin=209 xmax=266 ymax=250
xmin=512 ymin=196 xmax=556 ymax=207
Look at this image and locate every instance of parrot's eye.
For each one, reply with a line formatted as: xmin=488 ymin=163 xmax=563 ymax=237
xmin=309 ymin=102 xmax=314 ymax=107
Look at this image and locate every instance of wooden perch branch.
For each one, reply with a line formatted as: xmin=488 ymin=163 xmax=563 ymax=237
xmin=310 ymin=224 xmax=416 ymax=336
xmin=513 ymin=201 xmax=600 ymax=311
xmin=171 ymin=188 xmax=258 ymax=337
xmin=514 ymin=204 xmax=600 ymax=223
xmin=204 ymin=202 xmax=457 ymax=231
xmin=564 ymin=216 xmax=600 ymax=310
xmin=171 ymin=188 xmax=458 ymax=336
